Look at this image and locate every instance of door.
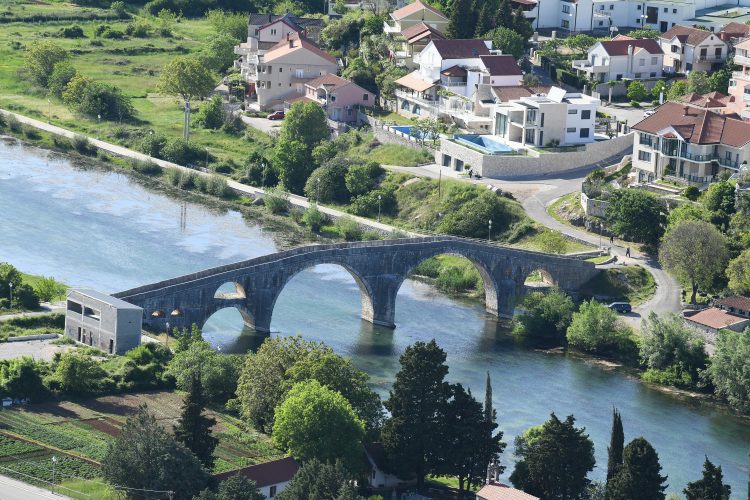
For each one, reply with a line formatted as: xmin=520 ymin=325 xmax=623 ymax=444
xmin=660 ymin=21 xmax=668 ymax=32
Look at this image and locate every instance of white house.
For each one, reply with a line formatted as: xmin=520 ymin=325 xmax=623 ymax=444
xmin=364 ymin=443 xmax=416 ymax=489
xmin=493 ymin=87 xmax=600 ymax=147
xmin=214 ymin=457 xmax=299 ymax=499
xmin=384 ymin=0 xmax=449 ymax=34
xmin=573 ymin=36 xmax=664 ymax=82
xmin=660 ymin=25 xmax=729 ymax=73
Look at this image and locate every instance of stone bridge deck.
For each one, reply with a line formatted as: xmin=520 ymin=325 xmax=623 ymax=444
xmin=114 ymin=236 xmax=599 ymax=333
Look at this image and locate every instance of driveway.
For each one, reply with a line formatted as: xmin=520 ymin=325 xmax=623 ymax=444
xmin=239 ymin=115 xmax=283 ymax=135
xmin=599 ymin=103 xmax=651 ymax=129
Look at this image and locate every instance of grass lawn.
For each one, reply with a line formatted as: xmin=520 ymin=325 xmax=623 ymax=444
xmin=368 ymin=143 xmax=433 ymax=167
xmin=513 ymin=227 xmax=595 ymax=254
xmin=19 ymin=272 xmax=67 ymax=302
xmin=585 ymin=255 xmax=612 ymax=264
xmin=0 ymin=391 xmax=282 ymax=486
xmin=363 ymin=108 xmax=415 ymax=125
xmin=547 ymin=192 xmax=585 ymax=228
xmin=579 ymin=265 xmax=656 ymax=305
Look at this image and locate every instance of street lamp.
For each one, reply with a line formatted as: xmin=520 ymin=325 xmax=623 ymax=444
xmin=7 ymin=282 xmax=12 ymax=309
xmin=165 ymin=321 xmax=170 ymax=349
xmin=377 ymin=194 xmax=382 ymax=222
xmin=488 ymin=219 xmax=493 ymax=242
xmin=97 ymin=114 xmax=101 ymax=139
xmin=47 ymin=98 xmax=51 ymax=124
xmin=316 ymin=177 xmax=320 ymax=203
xmin=52 ymin=455 xmax=58 ymax=490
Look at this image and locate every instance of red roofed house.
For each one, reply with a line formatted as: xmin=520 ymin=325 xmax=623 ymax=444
xmin=384 ymin=0 xmax=449 ymax=35
xmin=243 ymin=32 xmax=339 ymax=111
xmin=678 ymin=91 xmax=735 ymax=114
xmin=631 ymin=101 xmax=750 ymax=185
xmin=393 ymin=21 xmax=445 ymax=68
xmin=294 ymin=74 xmax=373 ymax=123
xmin=728 ymin=38 xmax=750 ymax=120
xmin=659 ymin=25 xmax=728 ymax=74
xmin=214 ymin=457 xmax=300 ymax=499
xmin=572 ymin=36 xmax=663 ymax=84
xmin=684 ymin=301 xmax=750 ymax=344
xmin=477 ymin=483 xmax=540 ymax=500
xmin=718 ymin=21 xmax=750 ymax=45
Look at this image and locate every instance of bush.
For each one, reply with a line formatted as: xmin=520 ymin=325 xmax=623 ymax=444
xmin=59 ymin=25 xmax=85 ymax=38
xmin=161 ymin=138 xmax=203 ymax=165
xmin=566 ymin=300 xmax=635 ymax=357
xmin=302 ymin=205 xmax=327 ymax=232
xmin=71 ymin=135 xmax=94 ymax=155
xmin=303 ymin=162 xmax=350 ymax=204
xmin=48 ymin=62 xmax=78 ymax=98
xmin=62 ymin=75 xmax=135 ymax=120
xmin=335 ymin=216 xmax=363 ymax=241
xmin=6 ymin=115 xmax=21 ymax=133
xmin=195 ymin=95 xmax=224 ymax=130
xmin=130 ymin=159 xmax=161 ymax=176
xmin=629 ymin=100 xmax=641 ymax=108
xmin=349 ymin=189 xmax=396 ymax=218
xmin=264 ymin=187 xmax=291 ymax=215
xmin=125 ymin=20 xmax=151 ymax=38
xmin=513 ymin=288 xmax=575 ymax=346
xmin=345 ymin=161 xmax=383 ymax=197
xmin=141 ymin=132 xmax=167 ymax=158
xmin=22 ymin=125 xmax=40 ymax=140
xmin=52 ymin=136 xmax=72 ymax=151
xmin=683 ymin=186 xmax=700 ymax=201
xmin=435 ymin=262 xmax=481 ymax=294
xmin=437 ymin=191 xmax=520 ymax=240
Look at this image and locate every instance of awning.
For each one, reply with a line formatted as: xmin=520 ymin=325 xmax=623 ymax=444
xmin=394 ymin=71 xmax=438 ymax=92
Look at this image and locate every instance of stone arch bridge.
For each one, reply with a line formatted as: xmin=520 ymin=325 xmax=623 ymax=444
xmin=113 ymin=236 xmax=599 ymax=333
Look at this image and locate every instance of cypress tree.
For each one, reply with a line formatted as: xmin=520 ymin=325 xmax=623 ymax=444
xmin=174 ymin=373 xmax=219 ymax=469
xmin=512 ymin=6 xmax=534 ymax=42
xmin=494 ymin=0 xmax=514 ymax=30
xmin=475 ymin=0 xmax=499 ymax=37
xmin=447 ymin=0 xmax=476 ymax=39
xmin=607 ymin=437 xmax=668 ymax=500
xmin=684 ymin=456 xmax=731 ymax=500
xmin=607 ymin=408 xmax=624 ymax=482
xmin=484 ymin=371 xmax=493 ymax=423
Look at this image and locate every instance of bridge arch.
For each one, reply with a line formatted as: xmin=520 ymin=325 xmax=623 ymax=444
xmin=214 ymin=281 xmax=247 ymax=300
xmin=202 ymin=302 xmax=254 ymax=330
xmin=523 ymin=268 xmax=557 ymax=287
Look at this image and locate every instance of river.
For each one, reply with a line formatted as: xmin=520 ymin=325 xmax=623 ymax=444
xmin=1 ymin=138 xmax=749 ymax=496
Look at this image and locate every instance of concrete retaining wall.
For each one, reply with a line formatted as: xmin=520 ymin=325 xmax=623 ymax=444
xmin=435 ymin=133 xmax=633 ymax=179
xmin=580 ymin=192 xmax=609 ymax=218
xmin=362 ymin=114 xmax=434 ymax=152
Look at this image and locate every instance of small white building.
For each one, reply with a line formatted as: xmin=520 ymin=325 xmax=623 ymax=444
xmin=573 ymin=36 xmax=664 ymax=83
xmin=660 ymin=25 xmax=729 ymax=73
xmin=383 ymin=0 xmax=449 ymax=34
xmin=64 ymin=289 xmax=142 ymax=355
xmin=493 ymin=87 xmax=600 ymax=147
xmin=214 ymin=457 xmax=300 ymax=499
xmin=364 ymin=443 xmax=415 ymax=489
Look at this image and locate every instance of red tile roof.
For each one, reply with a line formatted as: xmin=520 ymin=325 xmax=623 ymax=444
xmin=477 ymin=483 xmax=540 ymax=500
xmin=660 ymin=25 xmax=715 ymax=46
xmin=392 ymin=0 xmax=447 ymax=21
xmin=679 ymin=91 xmax=733 ymax=108
xmin=719 ymin=21 xmax=750 ymax=41
xmin=266 ymin=32 xmax=338 ymax=64
xmin=632 ymin=101 xmax=750 ymax=147
xmin=598 ymin=38 xmax=663 ymax=56
xmin=441 ymin=65 xmax=467 ymax=77
xmin=306 ymin=73 xmax=352 ymax=90
xmin=214 ymin=457 xmax=300 ymax=487
xmin=492 ymin=85 xmax=550 ymax=101
xmin=480 ymin=55 xmax=523 ymax=76
xmin=401 ymin=21 xmax=445 ymax=43
xmin=719 ymin=296 xmax=750 ymax=312
xmin=431 ymin=39 xmax=490 ymax=59
xmin=685 ymin=307 xmax=749 ymax=330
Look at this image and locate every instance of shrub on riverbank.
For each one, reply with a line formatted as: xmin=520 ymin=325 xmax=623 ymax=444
xmin=412 ymin=256 xmax=484 ymax=297
xmin=566 ymin=300 xmax=636 ymax=359
xmin=513 ymin=288 xmax=575 ymax=346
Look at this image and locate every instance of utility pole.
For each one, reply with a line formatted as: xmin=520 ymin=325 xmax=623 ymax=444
xmin=184 ymin=100 xmax=191 ymax=143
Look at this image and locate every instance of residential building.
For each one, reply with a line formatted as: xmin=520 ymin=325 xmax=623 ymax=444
xmin=477 ymin=483 xmax=540 ymax=500
xmin=383 ymin=0 xmax=449 ymax=35
xmin=64 ymin=289 xmax=142 ymax=355
xmin=393 ymin=21 xmax=445 ymax=67
xmin=364 ymin=443 xmax=415 ymax=489
xmin=718 ymin=296 xmax=750 ymax=318
xmin=684 ymin=305 xmax=750 ymax=343
xmin=631 ymin=101 xmax=750 ymax=185
xmin=289 ymin=73 xmax=373 ymax=123
xmin=728 ymin=37 xmax=750 ymax=119
xmin=718 ymin=21 xmax=750 ymax=44
xmin=660 ymin=25 xmax=728 ymax=73
xmin=679 ymin=91 xmax=736 ymax=113
xmin=493 ymin=87 xmax=600 ymax=147
xmin=572 ymin=36 xmax=664 ymax=83
xmin=214 ymin=457 xmax=300 ymax=499
xmin=240 ymin=32 xmax=339 ymax=110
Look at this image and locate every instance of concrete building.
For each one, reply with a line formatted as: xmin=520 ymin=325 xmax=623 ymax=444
xmin=392 ymin=21 xmax=445 ymax=68
xmin=631 ymin=101 xmax=750 ymax=184
xmin=240 ymin=32 xmax=339 ymax=110
xmin=728 ymin=37 xmax=750 ymax=120
xmin=572 ymin=36 xmax=664 ymax=82
xmin=288 ymin=73 xmax=373 ymax=123
xmin=678 ymin=91 xmax=736 ymax=114
xmin=64 ymin=289 xmax=141 ymax=355
xmin=383 ymin=0 xmax=449 ymax=34
xmin=493 ymin=86 xmax=600 ymax=147
xmin=214 ymin=457 xmax=299 ymax=499
xmin=246 ymin=12 xmax=324 ymax=45
xmin=660 ymin=25 xmax=728 ymax=73
xmin=684 ymin=304 xmax=750 ymax=344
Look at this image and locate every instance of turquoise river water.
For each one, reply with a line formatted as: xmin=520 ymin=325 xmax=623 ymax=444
xmin=1 ymin=138 xmax=749 ymax=496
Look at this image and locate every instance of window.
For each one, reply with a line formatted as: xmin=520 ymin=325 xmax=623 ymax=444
xmin=567 ymin=109 xmax=577 ymax=114
xmin=637 ymin=4 xmax=641 ymax=9
xmin=672 ymin=8 xmax=677 ymax=13
xmin=650 ymin=72 xmax=656 ymax=77
xmin=599 ymin=20 xmax=604 ymax=26
xmin=363 ymin=93 xmax=369 ymax=101
xmin=635 ymin=72 xmax=642 ymax=78
xmin=616 ymin=74 xmax=623 ymax=80
xmin=686 ymin=62 xmax=692 ymax=71
xmin=109 ymin=339 xmax=114 ymax=354
xmin=609 ymin=4 xmax=614 ymax=9
xmin=271 ymin=28 xmax=277 ymax=35
xmin=715 ymin=47 xmax=722 ymax=56
xmin=562 ymin=4 xmax=570 ymax=13
xmin=580 ymin=128 xmax=590 ymax=138
xmin=636 ymin=18 xmax=641 ymax=23
xmin=599 ymin=5 xmax=604 ymax=10
xmin=581 ymin=110 xmax=591 ymax=119
xmin=639 ymin=58 xmax=645 ymax=66
xmin=664 ymin=7 xmax=668 ymax=12
xmin=269 ymin=485 xmax=277 ymax=498
xmin=638 ymin=150 xmax=651 ymax=161
xmin=77 ymin=327 xmax=81 ymax=341
xmin=540 ymin=113 xmax=545 ymax=126
xmin=567 ymin=127 xmax=576 ymax=132
xmin=561 ymin=19 xmax=570 ymax=28
xmin=279 ymin=67 xmax=282 ymax=72
xmin=651 ymin=57 xmax=657 ymax=64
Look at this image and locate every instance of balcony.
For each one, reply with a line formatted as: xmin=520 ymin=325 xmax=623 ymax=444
xmin=395 ymin=89 xmax=439 ymax=107
xmin=735 ymin=53 xmax=750 ymax=67
xmin=572 ymin=60 xmax=608 ymax=73
xmin=234 ymin=44 xmax=254 ymax=56
xmin=680 ymin=151 xmax=717 ymax=162
xmin=697 ymin=54 xmax=724 ymax=62
xmin=732 ymin=70 xmax=750 ymax=82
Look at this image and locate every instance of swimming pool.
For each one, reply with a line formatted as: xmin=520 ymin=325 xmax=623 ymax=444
xmin=390 ymin=125 xmax=439 ymax=141
xmin=454 ymin=134 xmax=515 ymax=155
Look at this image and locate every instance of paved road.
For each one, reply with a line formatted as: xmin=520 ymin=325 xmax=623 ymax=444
xmin=239 ymin=114 xmax=283 ymax=135
xmin=0 ymin=474 xmax=70 ymax=500
xmin=0 ymin=304 xmax=64 ymax=322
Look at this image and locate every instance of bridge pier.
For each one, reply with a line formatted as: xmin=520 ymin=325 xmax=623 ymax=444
xmin=361 ymin=276 xmax=400 ymax=329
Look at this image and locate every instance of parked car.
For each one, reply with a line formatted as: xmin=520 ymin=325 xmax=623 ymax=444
xmin=608 ymin=302 xmax=632 ymax=314
xmin=267 ymin=111 xmax=285 ymax=120
xmin=643 ymin=109 xmax=655 ymax=118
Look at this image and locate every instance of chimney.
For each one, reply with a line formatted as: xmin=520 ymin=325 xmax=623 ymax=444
xmin=289 ymin=39 xmax=294 ymax=48
xmin=684 ymin=105 xmax=690 ymax=115
xmin=627 ymin=44 xmax=633 ymax=56
xmin=286 ymin=32 xmax=290 ymax=41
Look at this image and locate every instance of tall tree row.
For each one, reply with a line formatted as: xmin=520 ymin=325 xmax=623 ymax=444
xmin=447 ymin=0 xmax=533 ymax=43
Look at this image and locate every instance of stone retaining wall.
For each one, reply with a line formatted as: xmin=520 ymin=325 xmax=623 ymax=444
xmin=435 ymin=133 xmax=633 ymax=179
xmin=580 ymin=192 xmax=609 ymax=218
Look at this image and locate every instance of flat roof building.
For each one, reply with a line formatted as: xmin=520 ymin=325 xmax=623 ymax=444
xmin=64 ymin=289 xmax=142 ymax=355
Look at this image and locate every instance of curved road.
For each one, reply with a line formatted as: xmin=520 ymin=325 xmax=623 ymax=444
xmin=385 ymin=164 xmax=682 ymax=326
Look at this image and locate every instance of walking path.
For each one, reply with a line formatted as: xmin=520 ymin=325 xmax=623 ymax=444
xmin=0 ymin=304 xmax=64 ymax=322
xmin=0 ymin=109 xmax=415 ymax=237
xmin=0 ymin=474 xmax=70 ymax=500
xmin=384 ymin=164 xmax=682 ymax=326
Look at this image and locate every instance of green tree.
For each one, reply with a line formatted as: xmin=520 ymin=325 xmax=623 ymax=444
xmin=709 ymin=63 xmax=733 ymax=94
xmin=627 ymin=81 xmax=649 ymax=102
xmin=494 ymin=0 xmax=514 ymax=29
xmin=101 ymin=405 xmax=209 ymax=499
xmin=32 ymin=276 xmax=65 ymax=303
xmin=447 ymin=0 xmax=475 ymax=38
xmin=302 ymin=204 xmax=326 ymax=232
xmin=205 ymin=9 xmax=248 ymax=42
xmin=382 ymin=340 xmax=449 ymax=491
xmin=62 ymin=74 xmax=135 ymax=120
xmin=651 ymin=80 xmax=667 ymax=100
xmin=273 ymin=380 xmax=365 ymax=466
xmin=627 ymin=28 xmax=660 ymax=38
xmin=605 ymin=189 xmax=666 ymax=245
xmin=606 ymin=408 xmax=624 ymax=483
xmin=51 ymin=352 xmax=106 ymax=395
xmin=512 ymin=6 xmax=534 ymax=42
xmin=280 ymin=101 xmax=329 ymax=150
xmin=475 ymin=0 xmax=499 ymax=36
xmin=195 ymin=95 xmax=225 ymax=130
xmin=437 ymin=191 xmax=521 ymax=239
xmin=666 ymin=80 xmax=688 ymax=100
xmin=48 ymin=62 xmax=78 ymax=98
xmin=510 ymin=413 xmax=596 ymax=500
xmin=513 ymin=288 xmax=575 ymax=346
xmin=274 ymin=139 xmax=313 ymax=195
xmin=165 ymin=339 xmax=243 ymax=404
xmin=200 ymin=33 xmax=241 ymax=73
xmin=439 ymin=383 xmax=506 ymax=491
xmin=173 ymin=374 xmax=218 ymax=469
xmin=484 ymin=371 xmax=493 ymax=423
xmin=727 ymin=248 xmax=750 ymax=295
xmin=23 ymin=41 xmax=69 ymax=87
xmin=702 ymin=180 xmax=736 ymax=215
xmin=566 ymin=300 xmax=632 ymax=356
xmin=237 ymin=336 xmax=328 ymax=432
xmin=659 ymin=220 xmax=728 ymax=304
xmin=345 ymin=162 xmax=382 ymax=198
xmin=709 ymin=328 xmax=750 ymax=412
xmin=0 ymin=357 xmax=47 ymax=401
xmin=303 ymin=161 xmax=350 ymax=203
xmin=485 ymin=27 xmax=526 ymax=59
xmin=196 ymin=475 xmax=265 ymax=500
xmin=666 ymin=203 xmax=712 ymax=231
xmin=157 ymin=56 xmax=216 ymax=102
xmin=275 ymin=459 xmax=357 ymax=500
xmin=688 ymin=71 xmax=711 ymax=94
xmin=639 ymin=312 xmax=707 ymax=388
xmin=606 ymin=438 xmax=667 ymax=500
xmin=684 ymin=457 xmax=731 ymax=500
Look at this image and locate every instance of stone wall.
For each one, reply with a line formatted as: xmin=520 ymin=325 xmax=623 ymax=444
xmin=580 ymin=191 xmax=609 ymax=218
xmin=361 ymin=114 xmax=434 ymax=152
xmin=435 ymin=133 xmax=633 ymax=179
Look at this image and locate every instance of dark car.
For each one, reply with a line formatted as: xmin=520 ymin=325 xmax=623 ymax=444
xmin=608 ymin=302 xmax=632 ymax=314
xmin=267 ymin=111 xmax=285 ymax=120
